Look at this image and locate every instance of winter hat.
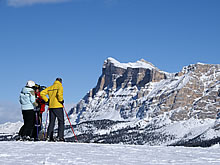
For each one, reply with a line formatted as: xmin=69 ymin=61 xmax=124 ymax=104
xmin=26 ymin=80 xmax=35 ymax=88
xmin=56 ymin=78 xmax=62 ymax=83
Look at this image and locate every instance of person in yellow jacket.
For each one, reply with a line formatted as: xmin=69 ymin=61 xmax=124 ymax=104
xmin=40 ymin=78 xmax=65 ymax=141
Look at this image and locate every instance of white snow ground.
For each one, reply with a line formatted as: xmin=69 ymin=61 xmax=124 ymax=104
xmin=0 ymin=141 xmax=220 ymax=165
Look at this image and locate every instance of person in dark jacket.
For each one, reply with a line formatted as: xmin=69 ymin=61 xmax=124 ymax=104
xmin=40 ymin=78 xmax=64 ymax=141
xmin=32 ymin=84 xmax=46 ymax=140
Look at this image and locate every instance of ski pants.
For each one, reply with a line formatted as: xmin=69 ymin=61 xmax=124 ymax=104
xmin=20 ymin=110 xmax=35 ymax=137
xmin=32 ymin=111 xmax=42 ymax=139
xmin=47 ymin=108 xmax=64 ymax=139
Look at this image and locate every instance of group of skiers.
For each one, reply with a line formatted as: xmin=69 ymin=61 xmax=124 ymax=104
xmin=18 ymin=78 xmax=65 ymax=142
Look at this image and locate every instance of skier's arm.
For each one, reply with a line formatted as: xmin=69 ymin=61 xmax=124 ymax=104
xmin=40 ymin=88 xmax=49 ymax=102
xmin=29 ymin=90 xmax=36 ymax=104
xmin=29 ymin=90 xmax=38 ymax=107
xmin=57 ymin=85 xmax=63 ymax=102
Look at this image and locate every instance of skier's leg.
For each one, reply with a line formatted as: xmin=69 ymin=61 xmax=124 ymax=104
xmin=47 ymin=109 xmax=56 ymax=140
xmin=54 ymin=108 xmax=64 ymax=139
xmin=22 ymin=110 xmax=35 ymax=138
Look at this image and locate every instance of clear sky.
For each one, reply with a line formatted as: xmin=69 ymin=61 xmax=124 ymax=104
xmin=0 ymin=0 xmax=219 ymax=123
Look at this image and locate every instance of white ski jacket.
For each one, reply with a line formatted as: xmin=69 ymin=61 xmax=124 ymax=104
xmin=19 ymin=87 xmax=36 ymax=110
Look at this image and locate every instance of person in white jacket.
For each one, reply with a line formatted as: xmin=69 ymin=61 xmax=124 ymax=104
xmin=18 ymin=80 xmax=37 ymax=140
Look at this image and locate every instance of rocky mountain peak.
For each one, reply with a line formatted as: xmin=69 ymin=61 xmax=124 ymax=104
xmin=139 ymin=59 xmax=156 ymax=68
xmin=93 ymin=58 xmax=167 ymax=97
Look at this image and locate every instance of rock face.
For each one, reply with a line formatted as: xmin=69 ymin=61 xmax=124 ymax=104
xmin=70 ymin=58 xmax=220 ymax=123
xmin=93 ymin=58 xmax=167 ymax=93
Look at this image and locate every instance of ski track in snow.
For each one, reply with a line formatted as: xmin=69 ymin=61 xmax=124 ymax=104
xmin=0 ymin=142 xmax=220 ymax=165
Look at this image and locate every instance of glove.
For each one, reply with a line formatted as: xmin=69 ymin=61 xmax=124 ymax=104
xmin=60 ymin=100 xmax=64 ymax=105
xmin=33 ymin=102 xmax=38 ymax=107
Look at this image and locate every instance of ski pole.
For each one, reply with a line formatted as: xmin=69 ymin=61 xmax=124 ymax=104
xmin=35 ymin=112 xmax=39 ymax=140
xmin=63 ymin=105 xmax=78 ymax=142
xmin=44 ymin=107 xmax=49 ymax=139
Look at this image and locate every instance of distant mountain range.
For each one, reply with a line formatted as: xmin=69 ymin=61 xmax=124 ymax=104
xmin=1 ymin=58 xmax=220 ymax=146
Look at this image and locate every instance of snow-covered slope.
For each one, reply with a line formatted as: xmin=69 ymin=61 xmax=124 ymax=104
xmin=1 ymin=141 xmax=220 ymax=165
xmin=0 ymin=122 xmax=23 ymax=141
xmin=0 ymin=122 xmax=23 ymax=134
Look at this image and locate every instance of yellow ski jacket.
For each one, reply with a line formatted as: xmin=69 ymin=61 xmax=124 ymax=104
xmin=40 ymin=80 xmax=63 ymax=108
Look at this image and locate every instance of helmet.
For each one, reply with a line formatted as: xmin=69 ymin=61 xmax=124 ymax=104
xmin=26 ymin=80 xmax=35 ymax=88
xmin=40 ymin=86 xmax=47 ymax=91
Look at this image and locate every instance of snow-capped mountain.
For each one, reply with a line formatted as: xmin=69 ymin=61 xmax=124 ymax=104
xmin=0 ymin=122 xmax=23 ymax=141
xmin=65 ymin=57 xmax=220 ymax=146
xmin=70 ymin=57 xmax=220 ymax=122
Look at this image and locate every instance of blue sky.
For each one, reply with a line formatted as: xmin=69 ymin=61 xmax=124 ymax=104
xmin=0 ymin=0 xmax=220 ymax=123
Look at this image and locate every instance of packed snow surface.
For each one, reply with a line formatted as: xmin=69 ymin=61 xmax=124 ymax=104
xmin=1 ymin=141 xmax=220 ymax=165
